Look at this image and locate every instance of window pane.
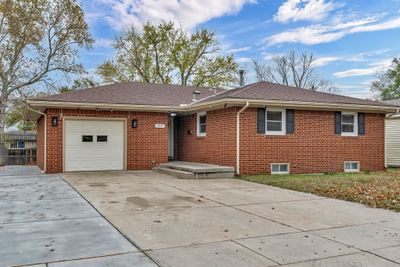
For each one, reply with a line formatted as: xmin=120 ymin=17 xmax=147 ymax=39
xmin=200 ymin=124 xmax=206 ymax=133
xmin=267 ymin=122 xmax=282 ymax=131
xmin=344 ymin=162 xmax=351 ymax=169
xmin=272 ymin=165 xmax=280 ymax=172
xmin=351 ymin=163 xmax=358 ymax=169
xmin=10 ymin=141 xmax=16 ymax=149
xmin=342 ymin=124 xmax=354 ymax=133
xmin=18 ymin=141 xmax=25 ymax=149
xmin=342 ymin=114 xmax=354 ymax=124
xmin=97 ymin=135 xmax=108 ymax=142
xmin=267 ymin=111 xmax=282 ymax=121
xmin=82 ymin=135 xmax=93 ymax=142
xmin=199 ymin=115 xmax=206 ymax=124
xmin=280 ymin=164 xmax=288 ymax=172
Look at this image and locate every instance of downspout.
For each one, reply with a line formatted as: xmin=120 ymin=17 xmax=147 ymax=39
xmin=27 ymin=106 xmax=46 ymax=173
xmin=236 ymin=102 xmax=249 ymax=175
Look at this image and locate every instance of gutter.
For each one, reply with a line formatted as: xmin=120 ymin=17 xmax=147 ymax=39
xmin=236 ymin=102 xmax=249 ymax=175
xmin=27 ymin=98 xmax=398 ymax=114
xmin=26 ymin=105 xmax=46 ymax=173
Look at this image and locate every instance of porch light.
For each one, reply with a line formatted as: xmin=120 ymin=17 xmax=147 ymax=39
xmin=170 ymin=112 xmax=177 ymax=117
xmin=51 ymin=116 xmax=58 ymax=127
xmin=132 ymin=119 xmax=138 ymax=128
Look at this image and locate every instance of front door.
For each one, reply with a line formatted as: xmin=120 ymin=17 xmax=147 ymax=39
xmin=168 ymin=116 xmax=175 ymax=159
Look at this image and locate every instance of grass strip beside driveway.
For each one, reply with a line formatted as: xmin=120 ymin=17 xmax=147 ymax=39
xmin=240 ymin=169 xmax=400 ymax=212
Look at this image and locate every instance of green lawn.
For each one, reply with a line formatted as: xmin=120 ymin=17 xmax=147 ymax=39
xmin=240 ymin=169 xmax=400 ymax=212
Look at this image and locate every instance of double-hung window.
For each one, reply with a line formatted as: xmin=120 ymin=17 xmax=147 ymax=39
xmin=266 ymin=109 xmax=286 ymax=135
xmin=341 ymin=112 xmax=357 ymax=136
xmin=197 ymin=112 xmax=206 ymax=137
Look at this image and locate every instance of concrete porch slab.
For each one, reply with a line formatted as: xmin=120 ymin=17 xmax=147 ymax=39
xmin=149 ymin=241 xmax=278 ymax=267
xmin=160 ymin=161 xmax=234 ymax=173
xmin=312 ymin=224 xmax=400 ymax=251
xmin=236 ymin=232 xmax=359 ymax=265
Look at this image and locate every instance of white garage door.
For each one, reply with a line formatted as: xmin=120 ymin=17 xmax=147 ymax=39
xmin=64 ymin=119 xmax=125 ymax=171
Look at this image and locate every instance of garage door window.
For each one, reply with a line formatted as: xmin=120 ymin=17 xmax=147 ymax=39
xmin=97 ymin=135 xmax=108 ymax=142
xmin=82 ymin=135 xmax=93 ymax=142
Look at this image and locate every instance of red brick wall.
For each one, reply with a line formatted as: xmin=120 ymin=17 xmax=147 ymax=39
xmin=39 ymin=108 xmax=168 ymax=173
xmin=177 ymin=107 xmax=237 ymax=167
xmin=36 ymin=116 xmax=45 ymax=171
xmin=177 ymin=107 xmax=385 ymax=175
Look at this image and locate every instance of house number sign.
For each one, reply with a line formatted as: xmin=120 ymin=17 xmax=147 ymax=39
xmin=155 ymin=124 xmax=165 ymax=128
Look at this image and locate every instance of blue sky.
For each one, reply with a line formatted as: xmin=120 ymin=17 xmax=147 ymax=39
xmin=82 ymin=0 xmax=400 ymax=99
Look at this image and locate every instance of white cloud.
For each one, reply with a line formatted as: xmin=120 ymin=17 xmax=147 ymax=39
xmin=94 ymin=38 xmax=114 ymax=48
xmin=97 ymin=0 xmax=256 ymax=30
xmin=261 ymin=52 xmax=285 ymax=60
xmin=274 ymin=0 xmax=336 ymax=23
xmin=333 ymin=59 xmax=393 ymax=78
xmin=236 ymin=57 xmax=252 ymax=63
xmin=264 ymin=16 xmax=400 ymax=46
xmin=226 ymin=46 xmax=252 ymax=54
xmin=312 ymin=56 xmax=339 ymax=67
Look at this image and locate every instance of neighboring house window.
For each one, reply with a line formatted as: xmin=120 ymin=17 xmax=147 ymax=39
xmin=341 ymin=112 xmax=358 ymax=136
xmin=266 ymin=109 xmax=286 ymax=135
xmin=197 ymin=112 xmax=206 ymax=136
xmin=344 ymin=161 xmax=360 ymax=172
xmin=17 ymin=141 xmax=25 ymax=149
xmin=271 ymin=163 xmax=290 ymax=174
xmin=10 ymin=141 xmax=17 ymax=149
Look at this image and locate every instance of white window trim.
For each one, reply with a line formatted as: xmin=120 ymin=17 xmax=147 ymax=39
xmin=265 ymin=108 xmax=286 ymax=136
xmin=271 ymin=163 xmax=290 ymax=174
xmin=344 ymin=161 xmax=360 ymax=173
xmin=197 ymin=111 xmax=206 ymax=137
xmin=341 ymin=112 xmax=358 ymax=137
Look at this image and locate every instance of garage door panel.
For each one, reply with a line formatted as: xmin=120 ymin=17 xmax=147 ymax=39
xmin=64 ymin=120 xmax=125 ymax=171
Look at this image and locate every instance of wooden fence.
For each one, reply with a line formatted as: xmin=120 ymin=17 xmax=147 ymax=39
xmin=0 ymin=133 xmax=37 ymax=166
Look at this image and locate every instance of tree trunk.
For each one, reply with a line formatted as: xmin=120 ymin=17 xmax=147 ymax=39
xmin=0 ymin=96 xmax=7 ymax=134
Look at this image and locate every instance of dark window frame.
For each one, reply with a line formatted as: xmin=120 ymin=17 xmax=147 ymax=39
xmin=97 ymin=135 xmax=108 ymax=142
xmin=82 ymin=135 xmax=93 ymax=142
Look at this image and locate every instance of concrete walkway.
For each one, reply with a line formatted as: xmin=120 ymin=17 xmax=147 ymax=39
xmin=62 ymin=171 xmax=400 ymax=267
xmin=0 ymin=166 xmax=158 ymax=267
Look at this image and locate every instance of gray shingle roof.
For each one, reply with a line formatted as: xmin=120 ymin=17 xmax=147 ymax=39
xmin=38 ymin=81 xmax=225 ymax=106
xmin=382 ymin=99 xmax=400 ymax=107
xmin=194 ymin=81 xmax=391 ymax=107
xmin=36 ymin=81 xmax=394 ymax=108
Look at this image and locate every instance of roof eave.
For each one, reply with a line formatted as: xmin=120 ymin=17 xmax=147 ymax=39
xmin=27 ymin=99 xmax=181 ymax=112
xmin=27 ymin=98 xmax=398 ymax=115
xmin=187 ymin=98 xmax=398 ymax=113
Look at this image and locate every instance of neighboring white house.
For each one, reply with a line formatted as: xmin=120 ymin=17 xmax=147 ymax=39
xmin=384 ymin=99 xmax=400 ymax=167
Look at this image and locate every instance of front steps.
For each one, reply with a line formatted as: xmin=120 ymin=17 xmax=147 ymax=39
xmin=155 ymin=161 xmax=235 ymax=179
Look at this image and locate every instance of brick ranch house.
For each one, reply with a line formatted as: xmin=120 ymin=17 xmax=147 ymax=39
xmin=26 ymin=81 xmax=397 ymax=175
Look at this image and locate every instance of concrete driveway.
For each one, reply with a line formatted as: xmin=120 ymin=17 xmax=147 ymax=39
xmin=61 ymin=170 xmax=400 ymax=267
xmin=0 ymin=166 xmax=158 ymax=267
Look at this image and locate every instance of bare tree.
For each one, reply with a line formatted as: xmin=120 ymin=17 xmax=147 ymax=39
xmin=252 ymin=51 xmax=336 ymax=93
xmin=0 ymin=0 xmax=93 ymax=132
